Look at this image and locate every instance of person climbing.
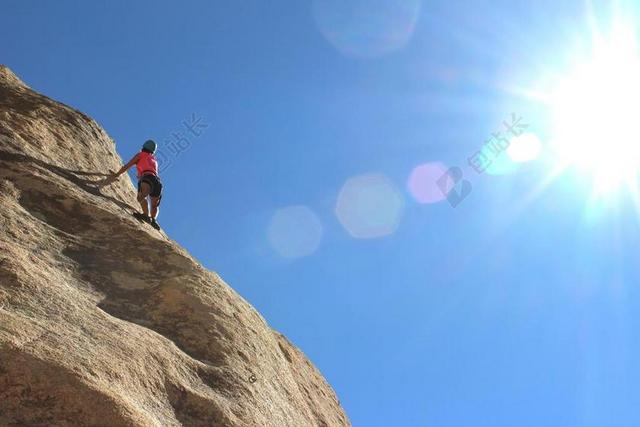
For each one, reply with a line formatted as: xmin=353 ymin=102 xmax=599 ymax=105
xmin=102 ymin=139 xmax=163 ymax=230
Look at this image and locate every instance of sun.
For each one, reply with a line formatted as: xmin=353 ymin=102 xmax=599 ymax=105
xmin=551 ymin=22 xmax=640 ymax=194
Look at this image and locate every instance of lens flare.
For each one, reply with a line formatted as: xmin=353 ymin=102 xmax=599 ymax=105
xmin=335 ymin=173 xmax=404 ymax=238
xmin=484 ymin=143 xmax=520 ymax=176
xmin=407 ymin=162 xmax=450 ymax=204
xmin=267 ymin=205 xmax=323 ymax=259
xmin=507 ymin=133 xmax=542 ymax=163
xmin=312 ymin=0 xmax=421 ymax=58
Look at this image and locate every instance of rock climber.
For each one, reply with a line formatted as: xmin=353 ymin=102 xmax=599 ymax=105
xmin=102 ymin=139 xmax=163 ymax=230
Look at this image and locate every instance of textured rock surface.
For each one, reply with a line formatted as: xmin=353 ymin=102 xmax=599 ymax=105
xmin=0 ymin=65 xmax=349 ymax=427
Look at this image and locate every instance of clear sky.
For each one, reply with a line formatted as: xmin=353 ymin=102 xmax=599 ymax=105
xmin=4 ymin=1 xmax=640 ymax=425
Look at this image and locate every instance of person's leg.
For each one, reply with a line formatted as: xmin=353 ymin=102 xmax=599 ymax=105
xmin=149 ymin=176 xmax=163 ymax=221
xmin=150 ymin=197 xmax=160 ymax=219
xmin=137 ymin=182 xmax=151 ymax=216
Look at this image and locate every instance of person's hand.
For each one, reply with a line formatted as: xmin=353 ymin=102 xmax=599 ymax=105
xmin=100 ymin=172 xmax=118 ymax=187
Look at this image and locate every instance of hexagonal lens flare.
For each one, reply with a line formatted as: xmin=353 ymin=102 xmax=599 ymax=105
xmin=407 ymin=162 xmax=450 ymax=204
xmin=267 ymin=205 xmax=323 ymax=259
xmin=312 ymin=0 xmax=421 ymax=58
xmin=335 ymin=173 xmax=404 ymax=239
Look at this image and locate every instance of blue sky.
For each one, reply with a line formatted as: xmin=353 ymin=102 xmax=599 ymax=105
xmin=4 ymin=1 xmax=640 ymax=425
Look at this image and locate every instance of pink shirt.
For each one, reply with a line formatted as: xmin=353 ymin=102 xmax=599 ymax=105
xmin=136 ymin=151 xmax=158 ymax=177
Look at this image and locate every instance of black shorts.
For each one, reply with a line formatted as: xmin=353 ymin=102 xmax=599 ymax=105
xmin=138 ymin=174 xmax=163 ymax=199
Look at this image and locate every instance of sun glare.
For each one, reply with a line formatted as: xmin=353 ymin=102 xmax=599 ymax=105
xmin=551 ymin=22 xmax=640 ymax=194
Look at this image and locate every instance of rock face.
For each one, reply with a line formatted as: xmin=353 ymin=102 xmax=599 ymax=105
xmin=0 ymin=65 xmax=349 ymax=427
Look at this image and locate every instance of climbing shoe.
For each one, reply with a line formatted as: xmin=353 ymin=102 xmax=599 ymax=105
xmin=150 ymin=218 xmax=161 ymax=230
xmin=133 ymin=212 xmax=151 ymax=224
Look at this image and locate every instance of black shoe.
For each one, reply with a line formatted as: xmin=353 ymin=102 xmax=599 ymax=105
xmin=133 ymin=212 xmax=151 ymax=223
xmin=150 ymin=218 xmax=161 ymax=230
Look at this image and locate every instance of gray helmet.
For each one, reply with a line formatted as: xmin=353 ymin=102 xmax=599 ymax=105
xmin=142 ymin=139 xmax=157 ymax=153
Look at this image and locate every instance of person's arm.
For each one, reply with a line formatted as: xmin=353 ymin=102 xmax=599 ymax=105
xmin=101 ymin=153 xmax=139 ymax=186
